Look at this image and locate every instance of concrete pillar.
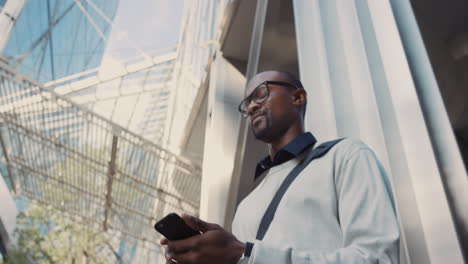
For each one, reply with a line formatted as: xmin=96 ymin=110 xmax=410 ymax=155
xmin=293 ymin=0 xmax=465 ymax=263
xmin=199 ymin=54 xmax=246 ymax=228
xmin=0 ymin=176 xmax=17 ymax=253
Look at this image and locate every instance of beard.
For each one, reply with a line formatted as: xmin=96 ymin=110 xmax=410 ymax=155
xmin=252 ymin=125 xmax=269 ymax=141
xmin=251 ymin=113 xmax=274 ymax=142
xmin=251 ymin=111 xmax=293 ymax=144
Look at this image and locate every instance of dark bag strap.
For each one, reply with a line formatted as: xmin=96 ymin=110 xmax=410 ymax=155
xmin=255 ymin=138 xmax=345 ymax=241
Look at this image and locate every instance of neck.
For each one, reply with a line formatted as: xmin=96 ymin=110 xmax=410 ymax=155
xmin=269 ymin=122 xmax=304 ymax=160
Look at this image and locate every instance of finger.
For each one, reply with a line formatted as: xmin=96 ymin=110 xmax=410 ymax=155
xmin=181 ymin=214 xmax=220 ymax=232
xmin=164 ymin=242 xmax=175 ymax=263
xmin=160 ymin=238 xmax=169 ymax=245
xmin=167 ymin=236 xmax=199 ymax=254
xmin=165 ymin=251 xmax=177 ymax=263
xmin=171 ymin=249 xmax=198 ymax=264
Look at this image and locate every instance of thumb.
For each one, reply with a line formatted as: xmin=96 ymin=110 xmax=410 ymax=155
xmin=181 ymin=214 xmax=220 ymax=233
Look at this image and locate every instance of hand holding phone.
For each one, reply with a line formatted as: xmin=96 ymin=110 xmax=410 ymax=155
xmin=154 ymin=213 xmax=200 ymax=240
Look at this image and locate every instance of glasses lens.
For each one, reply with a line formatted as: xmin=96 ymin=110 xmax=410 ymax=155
xmin=239 ymin=83 xmax=269 ymax=117
xmin=239 ymin=98 xmax=251 ymax=117
xmin=252 ymin=84 xmax=268 ymax=103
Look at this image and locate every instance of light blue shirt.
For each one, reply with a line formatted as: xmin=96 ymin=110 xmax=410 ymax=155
xmin=232 ymin=139 xmax=400 ymax=263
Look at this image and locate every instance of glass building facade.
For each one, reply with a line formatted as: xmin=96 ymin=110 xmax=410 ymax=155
xmin=2 ymin=0 xmax=119 ymax=83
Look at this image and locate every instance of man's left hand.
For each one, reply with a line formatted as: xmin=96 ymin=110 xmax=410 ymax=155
xmin=160 ymin=214 xmax=245 ymax=264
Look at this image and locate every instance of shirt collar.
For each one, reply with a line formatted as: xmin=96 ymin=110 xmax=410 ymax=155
xmin=255 ymin=132 xmax=317 ymax=180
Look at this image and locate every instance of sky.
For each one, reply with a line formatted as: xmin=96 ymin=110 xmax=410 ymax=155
xmin=103 ymin=0 xmax=184 ymax=62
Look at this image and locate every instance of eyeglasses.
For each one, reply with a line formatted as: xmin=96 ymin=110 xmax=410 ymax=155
xmin=238 ymin=81 xmax=299 ymax=118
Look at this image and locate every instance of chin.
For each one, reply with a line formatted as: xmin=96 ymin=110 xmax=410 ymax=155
xmin=251 ymin=116 xmax=273 ymax=142
xmin=252 ymin=127 xmax=273 ymax=143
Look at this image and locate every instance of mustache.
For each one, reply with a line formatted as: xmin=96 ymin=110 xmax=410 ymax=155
xmin=251 ymin=110 xmax=266 ymax=120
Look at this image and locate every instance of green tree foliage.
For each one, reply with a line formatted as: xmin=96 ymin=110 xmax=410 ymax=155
xmin=3 ymin=202 xmax=112 ymax=264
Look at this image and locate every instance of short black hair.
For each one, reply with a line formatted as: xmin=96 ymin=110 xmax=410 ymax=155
xmin=273 ymin=70 xmax=307 ymax=118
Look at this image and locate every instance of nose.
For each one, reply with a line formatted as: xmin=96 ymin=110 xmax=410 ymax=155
xmin=246 ymin=99 xmax=260 ymax=117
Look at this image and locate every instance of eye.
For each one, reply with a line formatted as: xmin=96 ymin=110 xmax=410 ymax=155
xmin=253 ymin=84 xmax=268 ymax=99
xmin=242 ymin=98 xmax=252 ymax=109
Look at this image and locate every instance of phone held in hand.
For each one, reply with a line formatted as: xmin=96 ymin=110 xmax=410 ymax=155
xmin=154 ymin=213 xmax=200 ymax=240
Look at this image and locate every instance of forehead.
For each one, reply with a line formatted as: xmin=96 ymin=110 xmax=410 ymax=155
xmin=245 ymin=71 xmax=290 ymax=95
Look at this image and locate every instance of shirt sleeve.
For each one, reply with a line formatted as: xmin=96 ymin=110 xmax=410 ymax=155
xmin=246 ymin=147 xmax=400 ymax=264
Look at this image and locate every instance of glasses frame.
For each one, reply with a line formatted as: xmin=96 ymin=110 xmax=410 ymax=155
xmin=238 ymin=81 xmax=299 ymax=118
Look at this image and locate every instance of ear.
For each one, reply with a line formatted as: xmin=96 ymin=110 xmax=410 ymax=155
xmin=292 ymin=89 xmax=307 ymax=107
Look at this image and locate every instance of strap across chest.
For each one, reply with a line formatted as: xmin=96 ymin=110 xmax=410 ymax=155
xmin=255 ymin=138 xmax=345 ymax=241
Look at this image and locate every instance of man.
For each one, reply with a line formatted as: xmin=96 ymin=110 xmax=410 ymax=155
xmin=160 ymin=70 xmax=400 ymax=263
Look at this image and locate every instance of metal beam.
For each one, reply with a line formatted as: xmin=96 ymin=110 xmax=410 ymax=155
xmin=82 ymin=0 xmax=153 ymax=61
xmin=1 ymin=115 xmax=198 ymax=209
xmin=12 ymin=156 xmax=188 ymax=224
xmin=46 ymin=0 xmax=56 ymax=80
xmin=12 ymin=2 xmax=75 ymax=68
xmin=0 ymin=69 xmax=197 ymax=170
xmin=44 ymin=52 xmax=177 ymax=88
xmin=73 ymin=0 xmax=107 ymax=41
xmin=0 ymin=61 xmax=199 ymax=169
xmin=20 ymin=191 xmax=163 ymax=250
xmin=58 ymin=66 xmax=174 ymax=97
xmin=245 ymin=0 xmax=269 ymax=80
xmin=103 ymin=135 xmax=118 ymax=230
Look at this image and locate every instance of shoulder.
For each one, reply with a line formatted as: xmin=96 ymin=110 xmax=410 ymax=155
xmin=317 ymin=138 xmax=373 ymax=160
xmin=311 ymin=138 xmax=384 ymax=176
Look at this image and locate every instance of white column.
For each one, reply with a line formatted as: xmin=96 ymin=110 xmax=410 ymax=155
xmin=0 ymin=176 xmax=17 ymax=249
xmin=292 ymin=0 xmax=337 ymax=141
xmin=390 ymin=0 xmax=468 ymax=258
xmin=199 ymin=54 xmax=245 ymax=226
xmin=293 ymin=0 xmax=465 ymax=263
xmin=366 ymin=0 xmax=464 ymax=262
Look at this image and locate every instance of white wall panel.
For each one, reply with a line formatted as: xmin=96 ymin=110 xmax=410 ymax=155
xmin=200 ymin=54 xmax=246 ymax=226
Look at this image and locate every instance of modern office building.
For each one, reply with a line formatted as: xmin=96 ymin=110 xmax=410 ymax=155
xmin=0 ymin=0 xmax=225 ymax=262
xmin=176 ymin=0 xmax=468 ymax=264
xmin=0 ymin=0 xmax=116 ymax=260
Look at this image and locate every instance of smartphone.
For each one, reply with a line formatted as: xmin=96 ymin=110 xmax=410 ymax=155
xmin=154 ymin=213 xmax=200 ymax=240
